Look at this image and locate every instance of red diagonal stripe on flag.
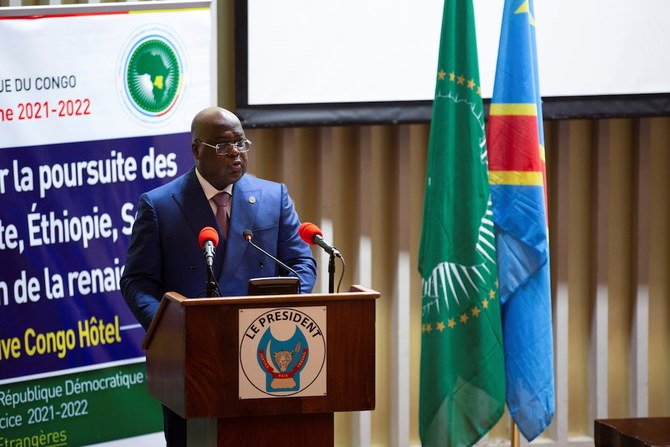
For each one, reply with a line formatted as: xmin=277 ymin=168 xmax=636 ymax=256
xmin=488 ymin=115 xmax=542 ymax=172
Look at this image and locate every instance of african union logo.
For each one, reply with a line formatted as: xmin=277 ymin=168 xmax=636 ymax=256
xmin=239 ymin=307 xmax=327 ymax=399
xmin=118 ymin=26 xmax=187 ymax=124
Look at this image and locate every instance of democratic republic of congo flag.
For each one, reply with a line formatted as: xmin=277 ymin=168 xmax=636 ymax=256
xmin=486 ymin=0 xmax=555 ymax=441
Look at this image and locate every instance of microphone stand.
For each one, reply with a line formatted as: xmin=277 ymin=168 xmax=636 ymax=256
xmin=205 ymin=265 xmax=217 ymax=297
xmin=328 ymin=254 xmax=335 ymax=294
xmin=246 ymin=236 xmax=302 ymax=294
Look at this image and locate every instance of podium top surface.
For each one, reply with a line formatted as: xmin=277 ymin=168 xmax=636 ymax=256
xmin=595 ymin=417 xmax=670 ymax=446
xmin=164 ymin=284 xmax=380 ymax=307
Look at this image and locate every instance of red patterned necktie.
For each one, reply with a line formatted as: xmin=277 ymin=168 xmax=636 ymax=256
xmin=212 ymin=192 xmax=230 ymax=239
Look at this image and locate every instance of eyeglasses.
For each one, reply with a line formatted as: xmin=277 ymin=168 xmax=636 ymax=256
xmin=195 ymin=138 xmax=252 ymax=156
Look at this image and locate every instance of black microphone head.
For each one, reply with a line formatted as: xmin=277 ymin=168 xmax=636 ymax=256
xmin=242 ymin=229 xmax=253 ymax=241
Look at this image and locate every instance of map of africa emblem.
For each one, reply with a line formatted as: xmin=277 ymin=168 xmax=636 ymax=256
xmin=125 ymin=37 xmax=182 ymax=116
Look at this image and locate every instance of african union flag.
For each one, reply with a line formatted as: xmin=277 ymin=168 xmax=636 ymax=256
xmin=418 ymin=0 xmax=505 ymax=445
xmin=486 ymin=0 xmax=555 ymax=441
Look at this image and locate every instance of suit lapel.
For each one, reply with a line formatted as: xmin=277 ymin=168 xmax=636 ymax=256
xmin=171 ymin=168 xmax=224 ymax=271
xmin=222 ymin=175 xmax=262 ymax=281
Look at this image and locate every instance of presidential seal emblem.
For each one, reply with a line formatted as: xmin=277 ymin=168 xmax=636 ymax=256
xmin=239 ymin=307 xmax=327 ymax=399
xmin=257 ymin=326 xmax=309 ymax=392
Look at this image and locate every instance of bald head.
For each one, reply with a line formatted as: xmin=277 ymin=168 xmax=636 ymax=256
xmin=191 ymin=107 xmax=243 ymax=142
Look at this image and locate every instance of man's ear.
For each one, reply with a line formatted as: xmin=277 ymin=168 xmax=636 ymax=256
xmin=192 ymin=142 xmax=200 ymax=158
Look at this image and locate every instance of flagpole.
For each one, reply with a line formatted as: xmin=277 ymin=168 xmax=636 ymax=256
xmin=511 ymin=422 xmax=520 ymax=447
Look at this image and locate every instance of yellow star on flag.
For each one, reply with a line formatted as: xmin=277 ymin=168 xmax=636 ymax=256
xmin=514 ymin=0 xmax=536 ymax=26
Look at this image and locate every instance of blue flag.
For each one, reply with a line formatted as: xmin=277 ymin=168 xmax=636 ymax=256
xmin=486 ymin=0 xmax=555 ymax=441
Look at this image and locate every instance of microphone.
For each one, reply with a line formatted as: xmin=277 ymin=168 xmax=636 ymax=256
xmin=198 ymin=227 xmax=219 ymax=267
xmin=242 ymin=229 xmax=301 ymax=292
xmin=298 ymin=222 xmax=341 ymax=258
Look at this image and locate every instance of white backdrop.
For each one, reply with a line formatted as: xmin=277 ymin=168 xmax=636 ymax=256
xmin=245 ymin=0 xmax=670 ymax=105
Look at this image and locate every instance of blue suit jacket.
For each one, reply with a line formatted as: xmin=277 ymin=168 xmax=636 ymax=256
xmin=120 ymin=168 xmax=317 ymax=330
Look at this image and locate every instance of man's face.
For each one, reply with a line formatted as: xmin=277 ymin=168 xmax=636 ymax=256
xmin=192 ymin=118 xmax=248 ymax=190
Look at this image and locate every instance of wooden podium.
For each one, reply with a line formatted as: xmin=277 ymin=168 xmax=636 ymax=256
xmin=142 ymin=285 xmax=380 ymax=446
xmin=595 ymin=418 xmax=670 ymax=446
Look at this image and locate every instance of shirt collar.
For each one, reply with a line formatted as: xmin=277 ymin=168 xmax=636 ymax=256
xmin=195 ymin=167 xmax=234 ymax=200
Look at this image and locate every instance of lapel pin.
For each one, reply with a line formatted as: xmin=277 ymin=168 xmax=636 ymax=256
xmin=248 ymin=196 xmax=256 ymax=204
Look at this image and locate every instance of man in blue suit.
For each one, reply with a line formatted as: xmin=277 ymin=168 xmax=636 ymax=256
xmin=120 ymin=106 xmax=317 ymax=446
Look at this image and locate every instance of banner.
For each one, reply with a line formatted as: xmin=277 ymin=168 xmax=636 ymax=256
xmin=0 ymin=3 xmax=211 ymax=445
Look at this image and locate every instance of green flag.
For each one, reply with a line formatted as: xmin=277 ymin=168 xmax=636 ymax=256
xmin=418 ymin=0 xmax=506 ymax=445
